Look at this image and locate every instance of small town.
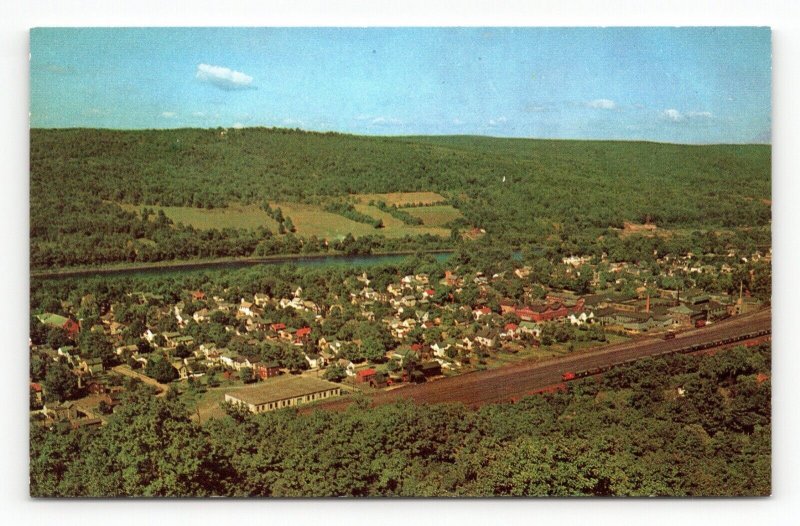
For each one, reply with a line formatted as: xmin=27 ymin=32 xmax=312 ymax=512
xmin=30 ymin=245 xmax=769 ymax=428
xmin=25 ymin=25 xmax=775 ymax=503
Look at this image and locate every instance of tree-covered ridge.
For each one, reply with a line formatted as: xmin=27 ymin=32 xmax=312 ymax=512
xmin=31 ymin=128 xmax=770 ymax=269
xmin=32 ymin=128 xmax=770 ymax=227
xmin=30 ymin=344 xmax=771 ymax=497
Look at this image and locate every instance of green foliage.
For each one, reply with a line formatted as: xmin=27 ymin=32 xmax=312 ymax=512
xmin=144 ymin=356 xmax=179 ymax=384
xmin=239 ymin=366 xmax=255 ymax=384
xmin=322 ymin=364 xmax=347 ymax=383
xmin=78 ymin=329 xmax=116 ymax=367
xmin=30 ymin=345 xmax=771 ymax=497
xmin=31 ymin=129 xmax=770 ymax=270
xmin=324 ymin=202 xmax=379 ymax=226
xmin=43 ymin=361 xmax=80 ymax=402
xmin=374 ymin=200 xmax=424 ymax=225
xmin=78 ymin=395 xmax=230 ymax=496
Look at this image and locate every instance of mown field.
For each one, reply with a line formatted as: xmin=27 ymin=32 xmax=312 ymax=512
xmin=355 ymin=191 xmax=447 ymax=206
xmin=404 ymin=205 xmax=464 ymax=227
xmin=115 ymin=195 xmax=457 ymax=240
xmin=275 ymin=201 xmax=451 ymax=239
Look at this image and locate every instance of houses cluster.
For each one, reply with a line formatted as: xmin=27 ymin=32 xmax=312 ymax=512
xmin=31 ymin=242 xmax=766 ymax=425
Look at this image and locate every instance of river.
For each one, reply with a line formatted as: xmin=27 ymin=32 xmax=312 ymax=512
xmin=31 ymin=251 xmax=455 ymax=281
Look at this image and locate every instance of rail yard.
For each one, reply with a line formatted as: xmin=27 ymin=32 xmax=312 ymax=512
xmin=313 ymin=308 xmax=771 ymax=411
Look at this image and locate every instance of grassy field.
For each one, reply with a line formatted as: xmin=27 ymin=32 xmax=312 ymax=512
xmin=404 ymin=205 xmax=463 ymax=227
xmin=355 ymin=191 xmax=446 ymax=206
xmin=118 ymin=201 xmax=452 ymax=240
xmin=274 ymin=201 xmax=451 ymax=239
xmin=119 ymin=203 xmax=281 ymax=231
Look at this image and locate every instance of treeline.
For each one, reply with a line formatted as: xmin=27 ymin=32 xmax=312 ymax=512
xmin=323 ymin=202 xmax=383 ymax=228
xmin=372 ymin=200 xmax=424 ymax=225
xmin=259 ymin=203 xmax=295 ymax=234
xmin=30 ymin=344 xmax=771 ymax=497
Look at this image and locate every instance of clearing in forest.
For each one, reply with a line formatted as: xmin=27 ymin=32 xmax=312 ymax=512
xmin=118 ymin=200 xmax=454 ymax=240
xmin=404 ymin=205 xmax=463 ymax=227
xmin=354 ymin=191 xmax=447 ymax=206
xmin=273 ymin=202 xmax=451 ymax=240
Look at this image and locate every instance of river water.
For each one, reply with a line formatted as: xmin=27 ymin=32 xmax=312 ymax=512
xmin=32 ymin=252 xmax=454 ymax=281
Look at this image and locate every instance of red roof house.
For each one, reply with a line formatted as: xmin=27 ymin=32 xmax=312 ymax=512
xmin=63 ymin=319 xmax=81 ymax=339
xmin=356 ymin=368 xmax=377 ymax=384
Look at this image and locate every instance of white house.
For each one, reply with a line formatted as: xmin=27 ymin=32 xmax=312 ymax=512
xmin=431 ymin=342 xmax=452 ymax=358
xmin=304 ymin=353 xmax=324 ymax=370
xmin=143 ymin=329 xmax=157 ymax=344
xmin=239 ymin=300 xmax=256 ymax=317
xmin=568 ymin=311 xmax=595 ymax=326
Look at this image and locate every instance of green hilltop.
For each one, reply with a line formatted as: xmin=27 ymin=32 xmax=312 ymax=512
xmin=30 ymin=128 xmax=771 ymax=269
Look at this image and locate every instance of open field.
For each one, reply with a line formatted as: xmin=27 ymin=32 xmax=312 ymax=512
xmin=274 ymin=201 xmax=451 ymax=239
xmin=119 ymin=203 xmax=281 ymax=231
xmin=403 ymin=205 xmax=464 ymax=227
xmin=354 ymin=191 xmax=447 ymax=206
xmin=118 ymin=201 xmax=452 ymax=240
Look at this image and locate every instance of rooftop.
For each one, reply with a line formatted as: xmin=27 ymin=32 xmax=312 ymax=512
xmin=226 ymin=376 xmax=341 ymax=405
xmin=37 ymin=313 xmax=69 ymax=327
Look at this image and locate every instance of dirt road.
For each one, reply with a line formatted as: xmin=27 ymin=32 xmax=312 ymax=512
xmin=112 ymin=365 xmax=169 ymax=397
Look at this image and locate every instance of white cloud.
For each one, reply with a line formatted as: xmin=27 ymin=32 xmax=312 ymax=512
xmin=192 ymin=111 xmax=206 ymax=118
xmin=283 ymin=118 xmax=305 ymax=126
xmin=588 ymin=98 xmax=616 ymax=110
xmin=488 ymin=116 xmax=508 ymax=127
xmin=370 ymin=116 xmax=403 ymax=126
xmin=85 ymin=108 xmax=110 ymax=117
xmin=662 ymin=109 xmax=713 ymax=122
xmin=452 ymin=118 xmax=465 ymax=125
xmin=160 ymin=111 xmax=178 ymax=119
xmin=196 ymin=63 xmax=255 ymax=91
xmin=232 ymin=122 xmax=245 ymax=129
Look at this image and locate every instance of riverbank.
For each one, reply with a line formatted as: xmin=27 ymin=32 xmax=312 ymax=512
xmin=30 ymin=249 xmax=455 ymax=280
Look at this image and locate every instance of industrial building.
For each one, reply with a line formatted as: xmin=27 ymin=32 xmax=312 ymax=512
xmin=224 ymin=376 xmax=342 ymax=413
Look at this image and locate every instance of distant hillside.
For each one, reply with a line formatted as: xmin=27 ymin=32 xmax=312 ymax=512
xmin=30 ymin=128 xmax=771 ymax=268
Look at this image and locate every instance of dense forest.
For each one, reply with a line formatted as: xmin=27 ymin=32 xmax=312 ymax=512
xmin=30 ymin=344 xmax=771 ymax=497
xmin=30 ymin=128 xmax=771 ymax=269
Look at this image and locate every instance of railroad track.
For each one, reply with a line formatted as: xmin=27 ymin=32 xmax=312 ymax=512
xmin=312 ymin=308 xmax=771 ymax=411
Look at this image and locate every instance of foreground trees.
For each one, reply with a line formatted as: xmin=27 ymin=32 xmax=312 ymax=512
xmin=32 ymin=391 xmax=230 ymax=497
xmin=30 ymin=345 xmax=771 ymax=497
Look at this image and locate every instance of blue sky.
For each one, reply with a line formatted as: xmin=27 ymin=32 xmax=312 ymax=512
xmin=30 ymin=27 xmax=771 ymax=144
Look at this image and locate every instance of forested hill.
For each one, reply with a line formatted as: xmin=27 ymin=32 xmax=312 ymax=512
xmin=31 ymin=128 xmax=771 ymax=224
xmin=30 ymin=128 xmax=771 ymax=268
